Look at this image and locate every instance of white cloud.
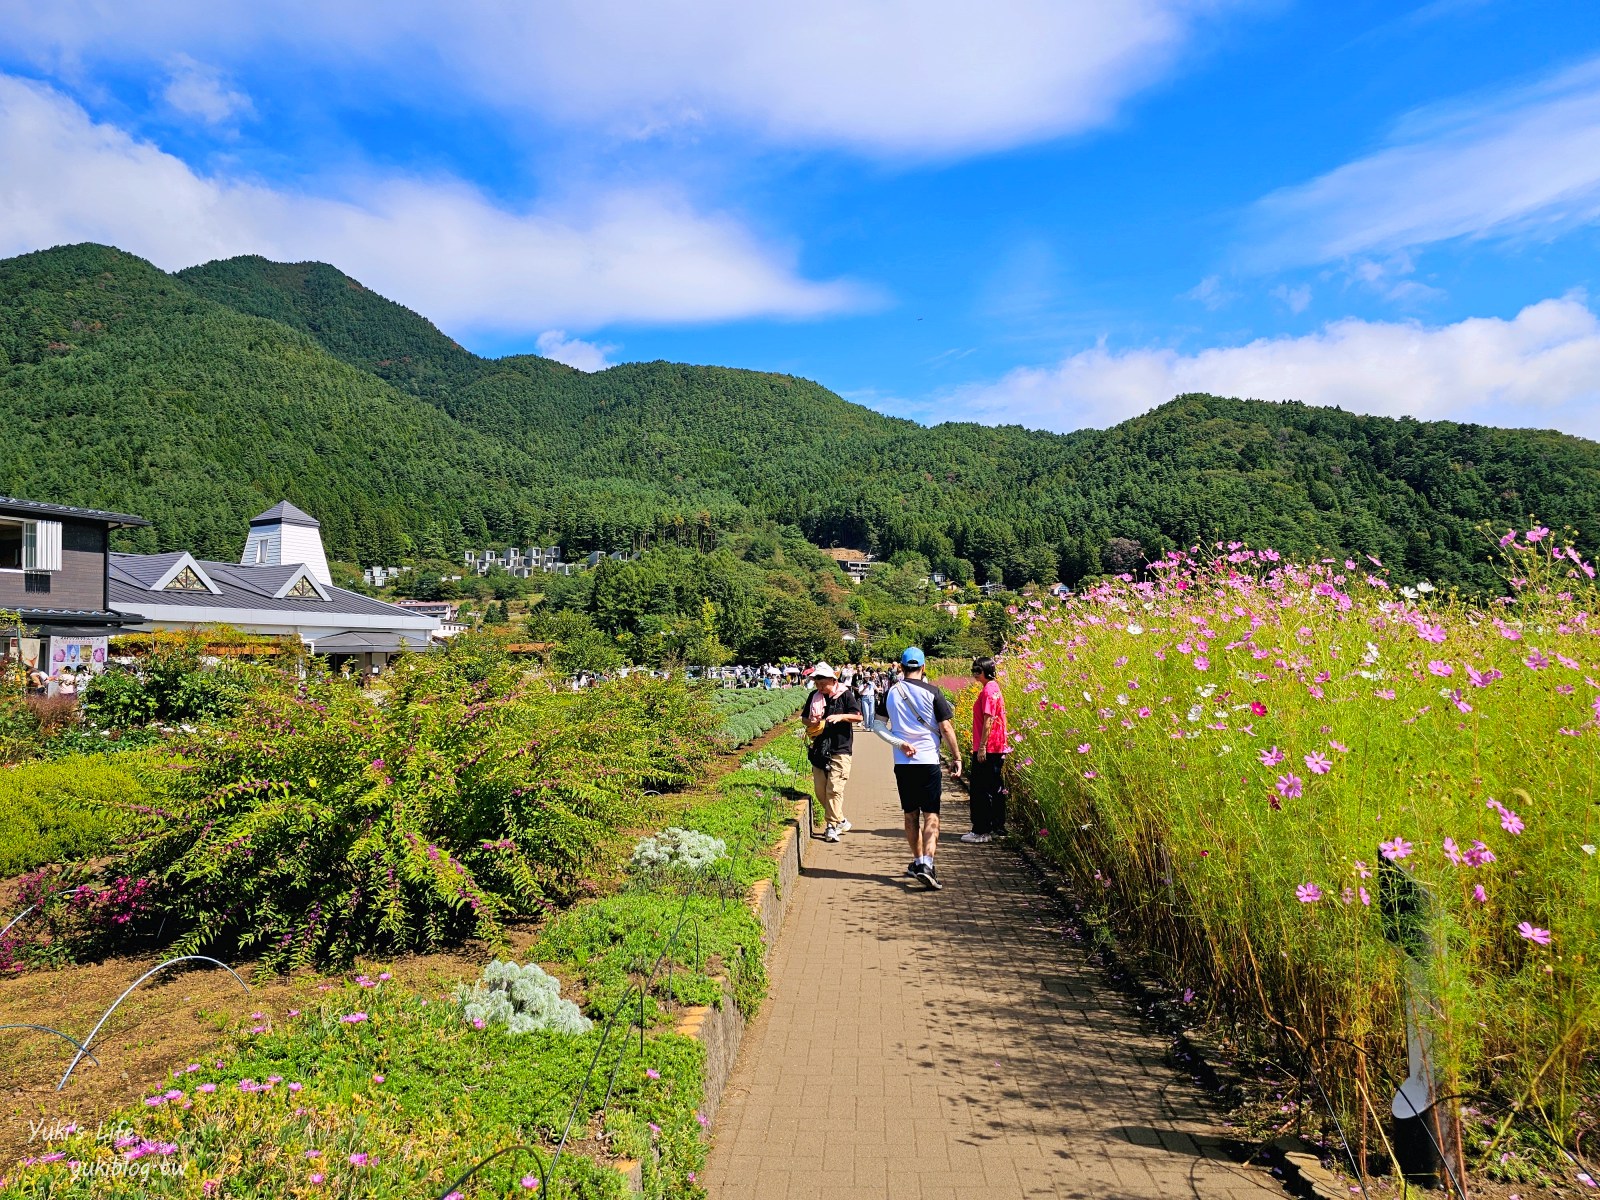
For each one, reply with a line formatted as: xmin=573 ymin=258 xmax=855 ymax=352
xmin=1184 ymin=274 xmax=1231 ymax=310
xmin=0 ymin=74 xmax=866 ymax=333
xmin=0 ymin=0 xmax=1244 ymax=157
xmin=941 ymin=297 xmax=1600 ymax=438
xmin=1249 ymin=56 xmax=1600 ymax=267
xmin=162 ymin=55 xmax=252 ymax=125
xmin=1270 ymin=283 xmax=1310 ymax=313
xmin=534 ymin=330 xmax=616 ymax=372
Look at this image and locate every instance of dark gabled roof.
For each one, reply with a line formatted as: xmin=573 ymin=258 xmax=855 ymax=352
xmin=108 ymin=553 xmax=427 ymax=621
xmin=203 ymin=561 xmax=311 ymax=599
xmin=109 ymin=551 xmax=189 ymax=588
xmin=0 ymin=495 xmax=150 ymax=528
xmin=249 ymin=501 xmax=320 ymax=529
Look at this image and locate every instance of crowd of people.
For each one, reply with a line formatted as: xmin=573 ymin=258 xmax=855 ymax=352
xmin=802 ymin=650 xmax=1009 ymax=891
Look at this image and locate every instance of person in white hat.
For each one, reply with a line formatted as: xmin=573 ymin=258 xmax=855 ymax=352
xmin=804 ymin=662 xmax=861 ymax=842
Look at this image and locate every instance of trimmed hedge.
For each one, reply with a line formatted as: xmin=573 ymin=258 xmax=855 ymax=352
xmin=0 ymin=754 xmax=147 ymax=877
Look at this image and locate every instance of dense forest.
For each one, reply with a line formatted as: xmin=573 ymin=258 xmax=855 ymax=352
xmin=3 ymin=243 xmax=1599 ymax=599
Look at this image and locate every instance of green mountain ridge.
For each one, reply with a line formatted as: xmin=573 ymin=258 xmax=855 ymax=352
xmin=3 ymin=242 xmax=1597 ymax=591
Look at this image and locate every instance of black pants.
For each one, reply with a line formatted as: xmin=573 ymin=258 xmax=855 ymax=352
xmin=968 ymin=754 xmax=1007 ymax=834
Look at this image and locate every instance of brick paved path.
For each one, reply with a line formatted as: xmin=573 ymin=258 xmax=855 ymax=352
xmin=704 ymin=738 xmax=1283 ymax=1200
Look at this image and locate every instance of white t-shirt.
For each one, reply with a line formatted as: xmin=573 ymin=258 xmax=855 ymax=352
xmin=875 ymin=677 xmax=954 ymax=765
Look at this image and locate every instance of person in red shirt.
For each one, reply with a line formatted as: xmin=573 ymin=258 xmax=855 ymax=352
xmin=961 ymin=657 xmax=1009 ymax=843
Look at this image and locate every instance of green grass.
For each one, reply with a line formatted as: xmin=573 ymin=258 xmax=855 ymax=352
xmin=0 ymin=725 xmax=812 ymax=1199
xmin=0 ymin=754 xmax=148 ymax=877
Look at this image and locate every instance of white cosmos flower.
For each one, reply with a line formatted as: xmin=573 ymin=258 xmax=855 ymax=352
xmin=1416 ymin=581 xmax=1435 ymax=594
xmin=1126 ymin=623 xmax=1144 ymax=635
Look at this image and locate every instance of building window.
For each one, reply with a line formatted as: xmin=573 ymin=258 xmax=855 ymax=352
xmin=287 ymin=576 xmax=320 ymax=599
xmin=166 ymin=566 xmax=209 ymax=592
xmin=0 ymin=522 xmax=20 ymax=570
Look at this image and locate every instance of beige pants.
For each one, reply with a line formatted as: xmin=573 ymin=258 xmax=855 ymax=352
xmin=812 ymin=753 xmax=852 ymax=826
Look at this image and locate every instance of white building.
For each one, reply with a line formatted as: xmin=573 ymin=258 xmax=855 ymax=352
xmin=109 ymin=502 xmax=437 ymax=675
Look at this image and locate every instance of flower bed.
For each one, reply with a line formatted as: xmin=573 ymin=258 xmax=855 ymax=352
xmin=0 ymin=736 xmax=813 ymax=1199
xmin=1001 ymin=531 xmax=1598 ymax=1172
xmin=710 ymin=687 xmax=807 ymax=749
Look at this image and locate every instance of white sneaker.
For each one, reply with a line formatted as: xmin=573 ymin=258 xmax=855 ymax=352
xmin=823 ymin=824 xmax=840 ymax=842
xmin=837 ymin=819 xmax=852 ymax=835
xmin=959 ymin=832 xmax=985 ymax=843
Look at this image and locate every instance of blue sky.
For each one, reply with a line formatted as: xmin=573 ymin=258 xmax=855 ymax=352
xmin=3 ymin=1 xmax=1600 ymax=436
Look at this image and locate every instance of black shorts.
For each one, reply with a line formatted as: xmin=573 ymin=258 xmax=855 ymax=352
xmin=894 ymin=764 xmax=942 ymax=814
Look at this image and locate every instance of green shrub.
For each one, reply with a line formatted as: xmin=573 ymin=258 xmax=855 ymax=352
xmin=0 ymin=754 xmax=147 ymax=876
xmin=122 ymin=657 xmax=718 ymax=971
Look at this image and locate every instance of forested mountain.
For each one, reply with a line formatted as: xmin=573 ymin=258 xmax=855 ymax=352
xmin=4 ymin=242 xmax=1599 ymax=594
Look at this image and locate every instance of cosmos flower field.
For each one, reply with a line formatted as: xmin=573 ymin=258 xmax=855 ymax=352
xmin=1001 ymin=529 xmax=1598 ymax=1148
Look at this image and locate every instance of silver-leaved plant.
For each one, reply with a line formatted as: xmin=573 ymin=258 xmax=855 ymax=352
xmin=455 ymin=960 xmax=592 ymax=1035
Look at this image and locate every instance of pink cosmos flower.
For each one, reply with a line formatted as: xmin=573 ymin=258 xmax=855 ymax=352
xmin=1359 ymin=887 xmax=1372 ymax=906
xmin=1259 ymin=746 xmax=1285 ymax=768
xmin=1500 ymin=807 xmax=1524 ymax=835
xmin=1418 ymin=624 xmax=1447 ymax=644
xmin=1499 ymin=529 xmax=1516 ymax=547
xmin=1525 ymin=650 xmax=1550 ymax=670
xmin=1193 ymin=655 xmax=1210 ymax=671
xmin=1295 ymin=883 xmax=1322 ymax=903
xmin=1137 ymin=707 xmax=1151 ymax=718
xmin=1353 ymin=860 xmax=1371 ymax=878
xmin=1077 ymin=743 xmax=1090 ymax=753
xmin=1473 ymin=884 xmax=1488 ymax=904
xmin=1304 ymin=751 xmax=1332 ymax=775
xmin=1375 ymin=688 xmax=1396 ymax=700
xmin=1276 ymin=774 xmax=1303 ymax=800
xmin=1380 ymin=837 xmax=1413 ymax=861
xmin=1517 ymin=922 xmax=1552 ymax=946
xmin=1328 ymin=739 xmax=1349 ymax=752
xmin=1442 ymin=837 xmax=1463 ymax=865
xmin=1083 ymin=770 xmax=1097 ymax=779
xmin=1463 ymin=840 xmax=1496 ymax=867
xmin=1526 ymin=526 xmax=1550 ymax=543
xmin=1427 ymin=661 xmax=1453 ymax=677
xmin=1249 ymin=700 xmax=1267 ymax=716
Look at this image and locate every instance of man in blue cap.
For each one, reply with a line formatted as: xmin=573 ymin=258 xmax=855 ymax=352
xmin=873 ymin=646 xmax=962 ymax=889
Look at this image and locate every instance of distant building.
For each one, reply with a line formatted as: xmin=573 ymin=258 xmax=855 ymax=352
xmin=465 ymin=545 xmax=565 ymax=578
xmin=0 ymin=495 xmax=151 ymax=679
xmin=110 ymin=502 xmax=437 ymax=676
xmin=363 ymin=565 xmax=407 ymax=588
xmin=823 ymin=547 xmax=877 ymax=585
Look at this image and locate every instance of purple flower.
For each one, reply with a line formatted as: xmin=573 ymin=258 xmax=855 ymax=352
xmin=309 ymin=1173 xmax=325 ymax=1185
xmin=645 ymin=1068 xmax=661 ymax=1080
xmin=521 ymin=1176 xmax=541 ymax=1190
xmin=1259 ymin=746 xmax=1285 ymax=768
xmin=372 ymin=1074 xmax=385 ymax=1084
xmin=1473 ymin=884 xmax=1488 ymax=904
xmin=1276 ymin=774 xmax=1303 ymax=800
xmin=1380 ymin=837 xmax=1413 ymax=861
xmin=339 ymin=1012 xmax=368 ymax=1024
xmin=1517 ymin=922 xmax=1552 ymax=946
xmin=1304 ymin=751 xmax=1332 ymax=775
xmin=198 ymin=1083 xmax=217 ymax=1094
xmin=1525 ymin=650 xmax=1550 ymax=670
xmin=1295 ymin=883 xmax=1322 ymax=904
xmin=1500 ymin=808 xmax=1524 ymax=835
xmin=1193 ymin=655 xmax=1210 ymax=671
xmin=1427 ymin=660 xmax=1453 ymax=677
xmin=349 ymin=1152 xmax=369 ymax=1167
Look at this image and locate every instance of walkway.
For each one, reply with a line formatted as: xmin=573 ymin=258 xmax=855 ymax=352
xmin=703 ymin=737 xmax=1282 ymax=1200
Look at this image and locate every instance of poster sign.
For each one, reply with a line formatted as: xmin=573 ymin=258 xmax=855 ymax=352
xmin=48 ymin=636 xmax=108 ymax=677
